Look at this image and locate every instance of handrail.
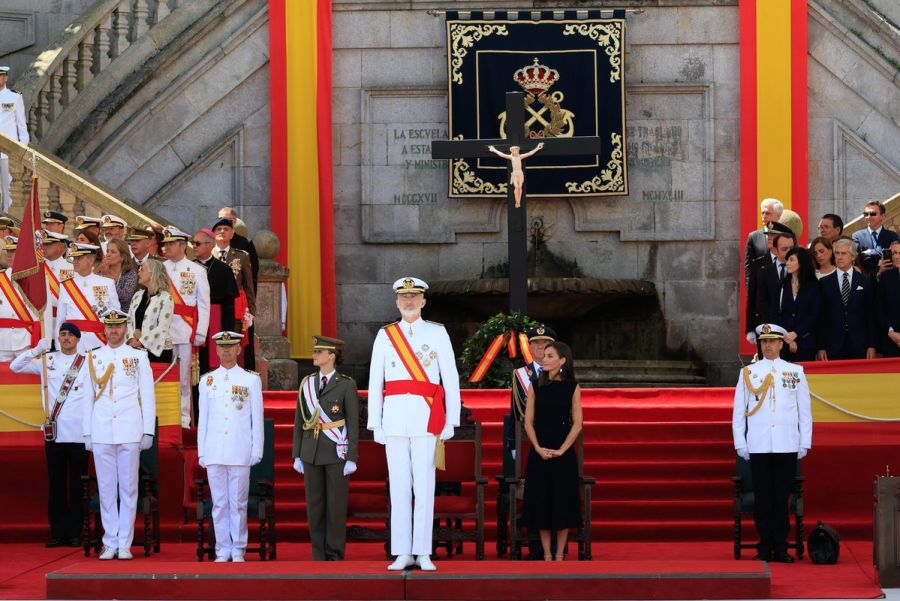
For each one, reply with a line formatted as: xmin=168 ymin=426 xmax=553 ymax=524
xmin=843 ymin=191 xmax=900 ymax=236
xmin=0 ymin=132 xmax=166 ymax=227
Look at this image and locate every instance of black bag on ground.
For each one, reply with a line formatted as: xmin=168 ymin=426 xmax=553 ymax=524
xmin=807 ymin=521 xmax=841 ymax=564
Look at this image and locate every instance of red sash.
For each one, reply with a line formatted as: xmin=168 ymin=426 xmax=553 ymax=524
xmin=0 ymin=272 xmax=41 ymax=346
xmin=383 ymin=323 xmax=445 ymax=436
xmin=61 ymin=278 xmax=106 ymax=342
xmin=168 ymin=279 xmax=198 ymax=343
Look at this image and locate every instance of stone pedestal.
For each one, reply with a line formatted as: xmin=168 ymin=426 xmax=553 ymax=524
xmin=254 ymin=230 xmax=298 ymax=391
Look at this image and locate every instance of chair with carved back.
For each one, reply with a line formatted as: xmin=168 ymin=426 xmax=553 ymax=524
xmin=732 ymin=455 xmax=804 ymax=559
xmin=505 ymin=421 xmax=595 ymax=560
xmin=431 ymin=406 xmax=487 ymax=560
xmin=195 ymin=418 xmax=276 ymax=561
xmin=345 ymin=398 xmax=391 ymax=556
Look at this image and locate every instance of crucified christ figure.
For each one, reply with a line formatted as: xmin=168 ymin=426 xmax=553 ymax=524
xmin=487 ymin=143 xmax=544 ymax=208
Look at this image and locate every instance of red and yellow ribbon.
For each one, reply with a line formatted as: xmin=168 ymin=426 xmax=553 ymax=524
xmin=469 ymin=330 xmax=535 ymax=383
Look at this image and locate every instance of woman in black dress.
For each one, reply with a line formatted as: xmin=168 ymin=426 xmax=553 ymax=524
xmin=522 ymin=341 xmax=583 ymax=560
xmin=778 ymin=247 xmax=821 ymax=362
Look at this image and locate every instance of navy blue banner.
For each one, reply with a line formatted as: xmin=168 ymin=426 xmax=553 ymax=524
xmin=446 ymin=12 xmax=628 ymax=197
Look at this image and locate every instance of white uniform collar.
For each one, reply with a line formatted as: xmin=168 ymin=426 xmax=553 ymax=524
xmin=401 ymin=316 xmax=424 ymax=335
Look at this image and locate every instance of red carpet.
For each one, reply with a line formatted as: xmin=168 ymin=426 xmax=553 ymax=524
xmin=0 ymin=542 xmax=881 ymax=600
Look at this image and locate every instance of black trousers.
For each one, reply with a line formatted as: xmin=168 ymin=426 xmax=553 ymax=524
xmin=45 ymin=440 xmax=90 ymax=541
xmin=750 ymin=452 xmax=797 ymax=555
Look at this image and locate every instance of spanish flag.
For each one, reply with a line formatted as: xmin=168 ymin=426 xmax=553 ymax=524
xmin=269 ymin=0 xmax=336 ymax=358
xmin=739 ymin=0 xmax=808 ymax=352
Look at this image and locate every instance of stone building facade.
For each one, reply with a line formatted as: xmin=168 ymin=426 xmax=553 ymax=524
xmin=2 ymin=0 xmax=898 ymax=384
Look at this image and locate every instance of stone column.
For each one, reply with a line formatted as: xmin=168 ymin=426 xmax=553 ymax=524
xmin=253 ymin=230 xmax=298 ymax=390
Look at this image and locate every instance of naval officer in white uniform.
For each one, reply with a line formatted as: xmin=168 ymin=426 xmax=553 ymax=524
xmin=83 ymin=309 xmax=156 ymax=560
xmin=0 ymin=65 xmax=29 ymax=213
xmin=367 ymin=277 xmax=461 ymax=571
xmin=733 ymin=323 xmax=812 ymax=563
xmin=55 ymin=242 xmax=119 ymax=353
xmin=197 ymin=331 xmax=264 ymax=562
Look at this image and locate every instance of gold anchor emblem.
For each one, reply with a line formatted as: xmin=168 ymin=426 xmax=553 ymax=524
xmin=498 ymin=58 xmax=575 ymax=139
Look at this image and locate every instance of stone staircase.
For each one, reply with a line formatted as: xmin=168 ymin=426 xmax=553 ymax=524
xmin=576 ymin=359 xmax=706 ymax=388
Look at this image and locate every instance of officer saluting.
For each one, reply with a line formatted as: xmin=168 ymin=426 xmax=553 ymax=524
xmin=10 ymin=324 xmax=89 ymax=548
xmin=197 ymin=331 xmax=264 ymax=563
xmin=367 ymin=277 xmax=461 ymax=572
xmin=733 ymin=323 xmax=812 ymax=563
xmin=83 ymin=309 xmax=156 ymax=560
xmin=292 ymin=336 xmax=359 ymax=561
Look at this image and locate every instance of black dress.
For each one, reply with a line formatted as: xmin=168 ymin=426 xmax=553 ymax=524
xmin=522 ymin=380 xmax=582 ymax=531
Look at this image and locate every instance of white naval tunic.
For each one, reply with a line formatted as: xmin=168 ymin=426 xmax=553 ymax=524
xmin=0 ymin=267 xmax=36 ymax=360
xmin=0 ymin=86 xmax=28 ymax=212
xmin=198 ymin=365 xmax=264 ymax=559
xmin=55 ymin=272 xmax=119 ymax=353
xmin=367 ymin=317 xmax=461 ymax=556
xmin=10 ymin=349 xmax=89 ymax=443
xmin=732 ymin=357 xmax=813 ymax=454
xmin=83 ymin=342 xmax=156 ymax=551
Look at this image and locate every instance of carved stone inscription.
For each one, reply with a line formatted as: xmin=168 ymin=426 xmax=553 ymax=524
xmin=388 ymin=126 xmax=448 ymax=205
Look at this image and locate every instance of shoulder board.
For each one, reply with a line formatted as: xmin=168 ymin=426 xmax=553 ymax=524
xmin=150 ymin=255 xmax=165 ymax=262
xmin=381 ymin=321 xmax=400 ymax=330
xmin=233 ymin=248 xmax=249 ymax=257
xmin=246 ymin=369 xmax=259 ymax=376
xmin=136 ymin=347 xmax=148 ymax=353
xmin=425 ymin=319 xmax=445 ymax=327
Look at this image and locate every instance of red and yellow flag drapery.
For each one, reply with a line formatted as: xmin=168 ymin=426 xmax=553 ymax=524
xmin=269 ymin=0 xmax=336 ymax=358
xmin=469 ymin=330 xmax=535 ymax=383
xmin=739 ymin=0 xmax=808 ymax=352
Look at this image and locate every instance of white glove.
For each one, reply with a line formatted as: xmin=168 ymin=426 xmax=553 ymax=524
xmin=84 ymin=436 xmax=92 ymax=452
xmin=140 ymin=434 xmax=153 ymax=450
xmin=372 ymin=428 xmax=386 ymax=445
xmin=745 ymin=331 xmax=757 ymax=344
xmin=797 ymin=448 xmax=808 ymax=460
xmin=33 ymin=338 xmax=53 ymax=356
xmin=511 ymin=449 xmax=516 ymax=460
xmin=198 ymin=456 xmax=207 ymax=469
xmin=343 ymin=460 xmax=357 ymax=476
xmin=193 ymin=334 xmax=206 ymax=347
xmin=737 ymin=448 xmax=750 ymax=461
xmin=250 ymin=454 xmax=262 ymax=466
xmin=293 ymin=457 xmax=304 ymax=474
xmin=439 ymin=424 xmax=455 ymax=441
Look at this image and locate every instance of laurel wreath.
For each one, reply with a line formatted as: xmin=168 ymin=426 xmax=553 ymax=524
xmin=460 ymin=312 xmax=537 ymax=389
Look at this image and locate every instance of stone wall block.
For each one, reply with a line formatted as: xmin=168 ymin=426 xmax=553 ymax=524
xmin=389 ymin=11 xmax=443 ymax=48
xmin=361 ymin=49 xmax=441 ymax=87
xmin=704 ymin=241 xmax=740 ymax=281
xmin=664 ymin=280 xmax=737 ymax=320
xmin=334 ymin=49 xmax=362 ymax=87
xmin=339 ymin=284 xmax=399 ymax=323
xmin=382 ymin=246 xmax=441 ymax=282
xmin=334 ymin=11 xmax=390 ymax=48
xmin=335 ymin=243 xmax=384 ymax=284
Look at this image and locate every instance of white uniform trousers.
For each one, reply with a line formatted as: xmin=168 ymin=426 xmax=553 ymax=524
xmin=1 ymin=157 xmax=11 ymax=213
xmin=173 ymin=343 xmax=192 ymax=426
xmin=386 ymin=435 xmax=436 ymax=556
xmin=207 ymin=464 xmax=251 ymax=560
xmin=92 ymin=442 xmax=140 ymax=550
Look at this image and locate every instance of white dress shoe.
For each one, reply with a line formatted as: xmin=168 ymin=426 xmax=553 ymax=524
xmin=98 ymin=546 xmax=117 ymax=560
xmin=214 ymin=556 xmax=230 ymax=562
xmin=231 ymin=555 xmax=245 ymax=563
xmin=117 ymin=549 xmax=133 ymax=560
xmin=416 ymin=555 xmax=436 ymax=571
xmin=387 ymin=554 xmax=414 ymax=571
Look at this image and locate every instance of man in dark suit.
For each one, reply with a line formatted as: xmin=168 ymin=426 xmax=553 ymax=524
xmin=817 ymin=239 xmax=877 ymax=360
xmin=292 ymin=336 xmax=359 ymax=561
xmin=744 ymin=198 xmax=784 ymax=285
xmin=852 ymin=201 xmax=899 ymax=275
xmin=877 ymin=240 xmax=900 ymax=357
xmin=746 ymin=222 xmax=795 ymax=339
xmin=217 ymin=207 xmax=258 ymax=290
xmin=192 ymin=229 xmax=239 ymax=387
xmin=754 ymin=234 xmax=795 ymax=328
xmin=213 ymin=218 xmax=257 ymax=370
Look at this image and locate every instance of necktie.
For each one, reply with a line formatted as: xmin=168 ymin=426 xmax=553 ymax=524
xmin=841 ymin=272 xmax=850 ymax=306
xmin=779 ymin=263 xmax=786 ymax=283
xmin=872 ymin=231 xmax=879 ymax=249
xmin=219 ymin=250 xmax=227 ymax=261
xmin=319 ymin=375 xmax=328 ymax=394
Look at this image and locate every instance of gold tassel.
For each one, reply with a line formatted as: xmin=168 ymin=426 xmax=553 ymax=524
xmin=435 ymin=437 xmax=445 ymax=471
xmin=191 ymin=348 xmax=200 ymax=386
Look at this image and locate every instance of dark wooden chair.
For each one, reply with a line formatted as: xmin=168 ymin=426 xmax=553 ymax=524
xmin=81 ymin=419 xmax=160 ymax=557
xmin=345 ymin=426 xmax=391 ymax=556
xmin=196 ymin=418 xmax=276 ymax=561
xmin=431 ymin=407 xmax=487 ymax=560
xmin=732 ymin=455 xmax=804 ymax=559
xmin=503 ymin=422 xmax=595 ymax=560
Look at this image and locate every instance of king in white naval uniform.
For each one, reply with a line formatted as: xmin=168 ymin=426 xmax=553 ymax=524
xmin=10 ymin=324 xmax=90 ymax=547
xmin=162 ymin=226 xmax=210 ymax=428
xmin=367 ymin=277 xmax=461 ymax=572
xmin=83 ymin=309 xmax=156 ymax=560
xmin=197 ymin=331 xmax=264 ymax=562
xmin=55 ymin=243 xmax=119 ymax=353
xmin=733 ymin=323 xmax=812 ymax=564
xmin=0 ymin=65 xmax=30 ymax=213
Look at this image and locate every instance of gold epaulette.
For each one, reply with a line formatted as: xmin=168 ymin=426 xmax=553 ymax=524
xmin=425 ymin=319 xmax=445 ymax=327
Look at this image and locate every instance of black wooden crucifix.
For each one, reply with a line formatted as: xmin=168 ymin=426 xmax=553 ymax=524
xmin=431 ymin=91 xmax=603 ymax=314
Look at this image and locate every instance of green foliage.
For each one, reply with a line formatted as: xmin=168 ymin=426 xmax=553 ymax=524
xmin=460 ymin=312 xmax=537 ymax=389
